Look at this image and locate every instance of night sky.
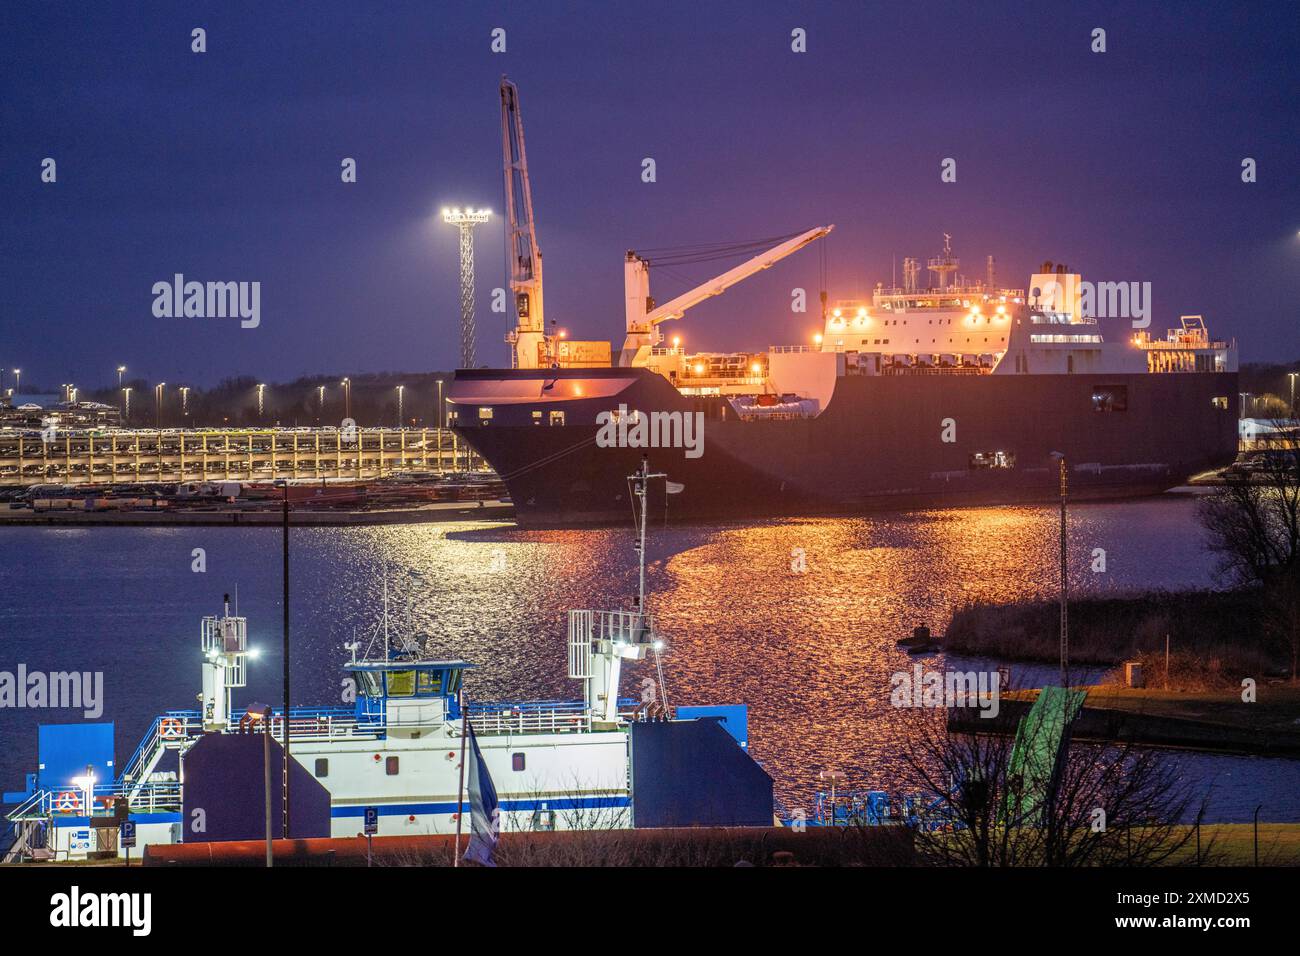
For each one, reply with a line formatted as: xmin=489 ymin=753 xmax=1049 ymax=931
xmin=2 ymin=0 xmax=1297 ymax=389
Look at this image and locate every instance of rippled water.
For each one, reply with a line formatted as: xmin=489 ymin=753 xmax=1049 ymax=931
xmin=3 ymin=495 xmax=1298 ymax=822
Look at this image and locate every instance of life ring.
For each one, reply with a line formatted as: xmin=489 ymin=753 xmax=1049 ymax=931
xmin=55 ymin=791 xmax=78 ymax=812
xmin=160 ymin=718 xmax=185 ymax=739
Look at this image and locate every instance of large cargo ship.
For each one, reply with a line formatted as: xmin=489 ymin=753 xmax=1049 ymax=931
xmin=447 ymin=81 xmax=1238 ymax=526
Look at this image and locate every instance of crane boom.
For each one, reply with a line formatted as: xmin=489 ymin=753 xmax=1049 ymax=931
xmin=500 ymin=76 xmax=547 ymax=369
xmin=619 ymin=224 xmax=833 ymax=366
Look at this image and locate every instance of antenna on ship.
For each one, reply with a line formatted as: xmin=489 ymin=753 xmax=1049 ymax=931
xmin=927 ymin=233 xmax=958 ymax=292
xmin=627 ymin=456 xmax=672 ymax=712
xmin=629 ymin=456 xmax=666 ymax=613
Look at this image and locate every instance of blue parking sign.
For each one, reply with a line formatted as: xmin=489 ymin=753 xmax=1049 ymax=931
xmin=119 ymin=820 xmax=136 ymax=848
xmin=363 ymin=807 xmax=378 ymax=835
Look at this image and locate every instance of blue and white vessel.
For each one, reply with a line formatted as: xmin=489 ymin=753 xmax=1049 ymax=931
xmin=3 ymin=461 xmax=772 ymax=862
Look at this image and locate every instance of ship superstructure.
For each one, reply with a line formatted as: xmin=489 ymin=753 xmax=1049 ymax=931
xmin=443 ymin=79 xmax=1239 ymax=526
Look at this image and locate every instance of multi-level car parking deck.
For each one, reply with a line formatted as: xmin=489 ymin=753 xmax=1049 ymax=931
xmin=0 ymin=427 xmax=483 ymax=485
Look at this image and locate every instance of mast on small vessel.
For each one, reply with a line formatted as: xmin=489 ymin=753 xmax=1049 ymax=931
xmin=631 ymin=456 xmax=665 ymax=614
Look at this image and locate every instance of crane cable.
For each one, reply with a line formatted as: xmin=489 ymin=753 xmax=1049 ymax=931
xmin=634 ymin=229 xmax=811 ymax=268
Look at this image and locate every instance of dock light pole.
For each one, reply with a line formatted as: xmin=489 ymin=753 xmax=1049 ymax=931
xmin=1289 ymin=373 xmax=1298 ymax=417
xmin=122 ymin=387 xmax=132 ymax=424
xmin=396 ymin=384 xmax=405 ymax=428
xmin=341 ymin=378 xmax=351 ymax=420
xmin=317 ymin=385 xmax=325 ymax=424
xmin=155 ymin=383 xmax=165 ymax=429
xmin=179 ymin=386 xmax=190 ymax=420
xmin=277 ymin=480 xmax=292 ymax=839
xmin=117 ymin=366 xmax=126 ymax=413
xmin=1051 ymin=452 xmax=1069 ymax=688
xmin=11 ymin=369 xmax=19 ymax=395
xmin=257 ymin=383 xmax=266 ymax=422
xmin=442 ymin=207 xmax=491 ymax=369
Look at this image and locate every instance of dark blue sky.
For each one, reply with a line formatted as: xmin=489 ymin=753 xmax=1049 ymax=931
xmin=2 ymin=0 xmax=1297 ymax=389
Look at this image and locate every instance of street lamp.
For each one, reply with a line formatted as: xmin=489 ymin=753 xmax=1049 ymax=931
xmin=436 ymin=379 xmax=444 ymax=475
xmin=1289 ymin=373 xmax=1297 ymax=417
xmin=155 ymin=383 xmax=166 ymax=428
xmin=122 ymin=386 xmax=132 ymax=423
xmin=341 ymin=378 xmax=351 ymax=420
xmin=11 ymin=369 xmax=19 ymax=395
xmin=117 ymin=366 xmax=127 ymax=414
xmin=179 ymin=386 xmax=191 ymax=419
xmin=317 ymin=385 xmax=325 ymax=423
xmin=1050 ymin=451 xmax=1069 ymax=688
xmin=395 ymin=385 xmax=404 ymax=428
xmin=257 ymin=383 xmax=266 ymax=421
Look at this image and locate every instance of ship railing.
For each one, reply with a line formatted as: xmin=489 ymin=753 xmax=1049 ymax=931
xmin=10 ymin=781 xmax=185 ymax=821
xmin=467 ymin=699 xmax=593 ymax=735
xmin=768 ymin=345 xmax=815 ymax=354
xmin=120 ymin=710 xmax=203 ymax=786
xmin=882 ymin=365 xmax=989 ymax=376
xmin=263 ymin=708 xmax=382 ymax=741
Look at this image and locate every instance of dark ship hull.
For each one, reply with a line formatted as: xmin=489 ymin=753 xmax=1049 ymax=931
xmin=449 ymin=367 xmax=1239 ymax=527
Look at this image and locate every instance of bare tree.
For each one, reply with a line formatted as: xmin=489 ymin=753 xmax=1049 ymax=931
xmin=897 ymin=708 xmax=1211 ymax=866
xmin=1197 ymin=421 xmax=1300 ymax=679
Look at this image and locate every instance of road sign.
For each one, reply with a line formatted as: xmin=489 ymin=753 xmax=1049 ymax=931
xmin=119 ymin=820 xmax=136 ymax=848
xmin=363 ymin=807 xmax=378 ymax=836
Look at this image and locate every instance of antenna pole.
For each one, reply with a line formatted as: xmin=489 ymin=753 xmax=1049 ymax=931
xmin=637 ymin=459 xmax=648 ymax=612
xmin=1059 ymin=456 xmax=1069 ymax=689
xmin=454 ymin=688 xmax=468 ymax=867
xmin=281 ymin=482 xmax=291 ymax=839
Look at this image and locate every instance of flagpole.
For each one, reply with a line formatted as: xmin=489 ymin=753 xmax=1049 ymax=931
xmin=454 ymin=688 xmax=467 ymax=867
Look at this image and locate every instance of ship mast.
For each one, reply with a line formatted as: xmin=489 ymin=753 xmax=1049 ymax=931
xmin=630 ymin=456 xmax=666 ymax=613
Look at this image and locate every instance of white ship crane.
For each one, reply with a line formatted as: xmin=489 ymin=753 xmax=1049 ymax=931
xmin=500 ymin=75 xmax=548 ymax=370
xmin=619 ymin=225 xmax=833 ymax=367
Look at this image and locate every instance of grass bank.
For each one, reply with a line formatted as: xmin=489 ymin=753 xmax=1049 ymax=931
xmin=945 ymin=589 xmax=1289 ymax=689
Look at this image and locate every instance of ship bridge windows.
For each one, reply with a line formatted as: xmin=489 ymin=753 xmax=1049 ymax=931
xmin=1092 ymin=384 xmax=1128 ymax=412
xmin=354 ymin=670 xmax=382 ymax=698
xmin=970 ymin=450 xmax=1016 ymax=470
xmin=478 ymin=407 xmax=493 ymax=424
xmin=386 ymin=670 xmax=416 ymax=697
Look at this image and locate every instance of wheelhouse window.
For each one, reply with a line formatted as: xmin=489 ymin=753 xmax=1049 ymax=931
xmin=416 ymin=670 xmax=444 ymax=695
xmin=1092 ymin=385 xmax=1128 ymax=412
xmin=478 ymin=406 xmax=493 ymax=424
xmin=314 ymin=759 xmax=329 ymax=778
xmin=386 ymin=670 xmax=416 ymax=697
